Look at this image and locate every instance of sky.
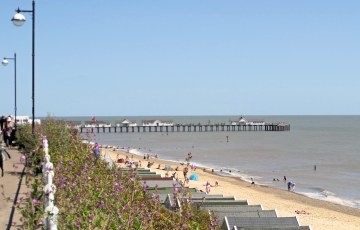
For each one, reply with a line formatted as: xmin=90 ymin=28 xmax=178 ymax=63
xmin=0 ymin=0 xmax=359 ymax=117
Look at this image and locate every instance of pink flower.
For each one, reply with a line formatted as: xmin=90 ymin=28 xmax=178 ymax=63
xmin=32 ymin=199 xmax=41 ymax=205
xmin=20 ymin=155 xmax=26 ymax=163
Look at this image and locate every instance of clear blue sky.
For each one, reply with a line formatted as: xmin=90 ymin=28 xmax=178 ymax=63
xmin=1 ymin=0 xmax=359 ymax=117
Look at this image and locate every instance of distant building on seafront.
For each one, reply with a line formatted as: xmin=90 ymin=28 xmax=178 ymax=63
xmin=16 ymin=115 xmax=41 ymax=125
xmin=142 ymin=120 xmax=174 ymax=126
xmin=116 ymin=119 xmax=137 ymax=127
xmin=230 ymin=116 xmax=265 ymax=126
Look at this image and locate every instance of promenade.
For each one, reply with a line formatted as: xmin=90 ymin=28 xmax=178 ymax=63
xmin=0 ymin=147 xmax=28 ymax=230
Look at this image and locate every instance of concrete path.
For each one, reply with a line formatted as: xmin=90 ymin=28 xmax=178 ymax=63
xmin=0 ymin=147 xmax=28 ymax=230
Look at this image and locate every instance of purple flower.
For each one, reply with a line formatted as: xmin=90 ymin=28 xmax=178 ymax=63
xmin=114 ymin=183 xmax=122 ymax=191
xmin=32 ymin=199 xmax=41 ymax=205
xmin=69 ymin=161 xmax=74 ymax=166
xmin=20 ymin=155 xmax=26 ymax=163
xmin=130 ymin=178 xmax=135 ymax=183
xmin=72 ymin=183 xmax=77 ymax=187
xmin=61 ymin=183 xmax=66 ymax=189
xmin=37 ymin=221 xmax=44 ymax=225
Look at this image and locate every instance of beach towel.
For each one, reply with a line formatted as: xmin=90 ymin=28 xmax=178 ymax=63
xmin=189 ymin=174 xmax=199 ymax=181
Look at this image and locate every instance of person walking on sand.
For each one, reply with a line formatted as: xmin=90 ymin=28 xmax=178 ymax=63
xmin=288 ymin=181 xmax=295 ymax=191
xmin=206 ymin=181 xmax=211 ymax=194
xmin=93 ymin=143 xmax=100 ymax=158
xmin=183 ymin=167 xmax=189 ymax=180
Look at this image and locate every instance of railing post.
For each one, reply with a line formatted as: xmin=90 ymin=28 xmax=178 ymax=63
xmin=42 ymin=136 xmax=59 ymax=230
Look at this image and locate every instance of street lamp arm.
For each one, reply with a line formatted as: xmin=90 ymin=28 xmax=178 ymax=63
xmin=15 ymin=7 xmax=33 ymax=13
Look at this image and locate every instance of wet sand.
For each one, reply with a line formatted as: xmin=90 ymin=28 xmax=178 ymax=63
xmin=103 ymin=148 xmax=360 ymax=230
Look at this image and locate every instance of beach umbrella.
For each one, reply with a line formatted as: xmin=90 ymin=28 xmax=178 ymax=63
xmin=189 ymin=173 xmax=199 ymax=181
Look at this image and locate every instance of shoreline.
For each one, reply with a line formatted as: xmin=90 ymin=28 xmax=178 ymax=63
xmin=101 ymin=147 xmax=360 ymax=230
xmin=122 ymin=147 xmax=360 ymax=209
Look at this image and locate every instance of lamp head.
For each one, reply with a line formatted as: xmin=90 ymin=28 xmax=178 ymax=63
xmin=2 ymin=59 xmax=9 ymax=66
xmin=12 ymin=12 xmax=26 ymax=26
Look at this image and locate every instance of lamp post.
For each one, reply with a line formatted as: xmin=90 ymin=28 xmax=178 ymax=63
xmin=11 ymin=0 xmax=35 ymax=134
xmin=2 ymin=53 xmax=17 ymax=129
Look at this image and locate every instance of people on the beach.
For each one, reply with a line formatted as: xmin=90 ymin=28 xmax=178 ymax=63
xmin=295 ymin=210 xmax=310 ymax=215
xmin=314 ymin=165 xmax=317 ymax=171
xmin=284 ymin=176 xmax=287 ymax=181
xmin=93 ymin=143 xmax=100 ymax=158
xmin=185 ymin=152 xmax=193 ymax=162
xmin=147 ymin=162 xmax=154 ymax=168
xmin=183 ymin=167 xmax=189 ymax=180
xmin=251 ymin=178 xmax=255 ymax=185
xmin=215 ymin=181 xmax=219 ymax=187
xmin=205 ymin=181 xmax=211 ymax=194
xmin=287 ymin=181 xmax=295 ymax=192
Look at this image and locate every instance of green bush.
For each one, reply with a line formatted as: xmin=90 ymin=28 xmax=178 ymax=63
xmin=17 ymin=118 xmax=217 ymax=229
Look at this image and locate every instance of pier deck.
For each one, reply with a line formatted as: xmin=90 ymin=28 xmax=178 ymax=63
xmin=79 ymin=124 xmax=290 ymax=133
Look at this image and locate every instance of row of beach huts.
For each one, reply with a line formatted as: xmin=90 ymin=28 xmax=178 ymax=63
xmin=111 ymin=161 xmax=311 ymax=230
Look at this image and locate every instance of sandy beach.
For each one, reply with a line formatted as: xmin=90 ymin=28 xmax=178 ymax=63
xmin=102 ymin=148 xmax=360 ymax=230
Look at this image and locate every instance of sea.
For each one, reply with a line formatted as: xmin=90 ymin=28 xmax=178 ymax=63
xmin=57 ymin=115 xmax=360 ymax=209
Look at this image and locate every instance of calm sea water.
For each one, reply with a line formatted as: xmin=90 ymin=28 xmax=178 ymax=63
xmin=59 ymin=115 xmax=360 ymax=208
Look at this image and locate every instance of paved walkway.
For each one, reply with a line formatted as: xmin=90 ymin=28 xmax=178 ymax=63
xmin=0 ymin=147 xmax=28 ymax=230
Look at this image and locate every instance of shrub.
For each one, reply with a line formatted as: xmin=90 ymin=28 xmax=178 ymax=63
xmin=17 ymin=117 xmax=217 ymax=229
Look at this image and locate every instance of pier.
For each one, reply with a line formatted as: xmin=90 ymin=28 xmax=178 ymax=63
xmin=78 ymin=123 xmax=290 ymax=134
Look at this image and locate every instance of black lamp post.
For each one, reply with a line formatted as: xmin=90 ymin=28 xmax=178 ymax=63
xmin=11 ymin=0 xmax=35 ymax=134
xmin=2 ymin=53 xmax=17 ymax=129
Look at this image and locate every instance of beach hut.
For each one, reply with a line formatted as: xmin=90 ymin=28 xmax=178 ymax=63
xmin=190 ymin=174 xmax=199 ymax=181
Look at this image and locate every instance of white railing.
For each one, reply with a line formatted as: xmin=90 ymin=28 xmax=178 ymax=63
xmin=42 ymin=136 xmax=59 ymax=230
